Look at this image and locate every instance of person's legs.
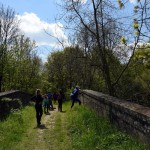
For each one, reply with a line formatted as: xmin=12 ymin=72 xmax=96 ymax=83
xmin=44 ymin=105 xmax=46 ymax=114
xmin=58 ymin=101 xmax=61 ymax=111
xmin=49 ymin=99 xmax=53 ymax=109
xmin=51 ymin=100 xmax=54 ymax=109
xmin=71 ymin=98 xmax=75 ymax=108
xmin=59 ymin=102 xmax=62 ymax=112
xmin=35 ymin=105 xmax=40 ymax=125
xmin=39 ymin=105 xmax=43 ymax=124
xmin=78 ymin=99 xmax=81 ymax=105
xmin=58 ymin=102 xmax=60 ymax=111
xmin=46 ymin=104 xmax=49 ymax=113
xmin=75 ymin=97 xmax=81 ymax=105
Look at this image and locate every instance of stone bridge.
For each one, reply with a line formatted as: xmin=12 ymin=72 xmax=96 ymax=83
xmin=79 ymin=90 xmax=150 ymax=147
xmin=0 ymin=90 xmax=32 ymax=120
xmin=0 ymin=89 xmax=150 ymax=147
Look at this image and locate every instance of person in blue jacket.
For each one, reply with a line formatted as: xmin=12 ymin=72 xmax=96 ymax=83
xmin=70 ymin=85 xmax=81 ymax=108
xmin=47 ymin=92 xmax=53 ymax=110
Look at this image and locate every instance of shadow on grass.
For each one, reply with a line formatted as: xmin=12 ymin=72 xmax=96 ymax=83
xmin=44 ymin=112 xmax=50 ymax=115
xmin=33 ymin=124 xmax=48 ymax=129
xmin=60 ymin=110 xmax=67 ymax=113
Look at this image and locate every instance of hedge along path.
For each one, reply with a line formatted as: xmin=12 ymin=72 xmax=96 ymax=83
xmin=14 ymin=104 xmax=71 ymax=150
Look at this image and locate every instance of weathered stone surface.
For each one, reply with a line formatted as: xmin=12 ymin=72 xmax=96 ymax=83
xmin=0 ymin=90 xmax=32 ymax=120
xmin=79 ymin=90 xmax=150 ymax=147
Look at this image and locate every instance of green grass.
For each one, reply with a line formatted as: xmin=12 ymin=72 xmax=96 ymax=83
xmin=65 ymin=103 xmax=149 ymax=150
xmin=43 ymin=111 xmax=72 ymax=150
xmin=0 ymin=102 xmax=149 ymax=150
xmin=0 ymin=104 xmax=35 ymax=150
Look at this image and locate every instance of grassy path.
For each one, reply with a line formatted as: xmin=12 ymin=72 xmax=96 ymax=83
xmin=44 ymin=109 xmax=71 ymax=150
xmin=1 ymin=102 xmax=149 ymax=150
xmin=14 ymin=104 xmax=72 ymax=150
xmin=14 ymin=106 xmax=62 ymax=150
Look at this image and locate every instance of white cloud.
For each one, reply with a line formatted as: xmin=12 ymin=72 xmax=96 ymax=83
xmin=56 ymin=0 xmax=87 ymax=4
xmin=129 ymin=0 xmax=135 ymax=3
xmin=129 ymin=0 xmax=137 ymax=3
xmin=80 ymin=0 xmax=87 ymax=4
xmin=16 ymin=12 xmax=69 ymax=48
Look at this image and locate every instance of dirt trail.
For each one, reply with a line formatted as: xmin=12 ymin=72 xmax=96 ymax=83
xmin=35 ymin=107 xmax=58 ymax=150
xmin=15 ymin=106 xmax=59 ymax=150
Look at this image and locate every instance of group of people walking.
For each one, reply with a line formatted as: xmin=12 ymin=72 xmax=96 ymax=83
xmin=31 ymin=86 xmax=81 ymax=127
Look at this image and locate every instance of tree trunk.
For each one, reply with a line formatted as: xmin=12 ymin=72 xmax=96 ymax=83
xmin=92 ymin=0 xmax=115 ymax=96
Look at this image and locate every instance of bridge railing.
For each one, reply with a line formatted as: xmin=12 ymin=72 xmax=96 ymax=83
xmin=79 ymin=90 xmax=150 ymax=147
xmin=0 ymin=90 xmax=32 ymax=120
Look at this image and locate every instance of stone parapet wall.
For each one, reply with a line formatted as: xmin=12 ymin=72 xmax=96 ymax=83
xmin=0 ymin=99 xmax=22 ymax=120
xmin=0 ymin=90 xmax=32 ymax=120
xmin=79 ymin=90 xmax=150 ymax=147
xmin=0 ymin=90 xmax=32 ymax=105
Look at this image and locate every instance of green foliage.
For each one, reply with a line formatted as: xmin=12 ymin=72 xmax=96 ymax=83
xmin=134 ymin=23 xmax=139 ymax=29
xmin=67 ymin=105 xmax=148 ymax=149
xmin=134 ymin=31 xmax=140 ymax=36
xmin=116 ymin=46 xmax=150 ymax=104
xmin=134 ymin=5 xmax=139 ymax=13
xmin=135 ymin=70 xmax=150 ymax=89
xmin=133 ymin=47 xmax=150 ymax=69
xmin=41 ymin=80 xmax=53 ymax=93
xmin=134 ymin=19 xmax=139 ymax=29
xmin=120 ymin=37 xmax=126 ymax=44
xmin=132 ymin=48 xmax=150 ymax=90
xmin=65 ymin=88 xmax=74 ymax=101
xmin=0 ymin=5 xmax=42 ymax=93
xmin=2 ymin=35 xmax=42 ymax=93
xmin=117 ymin=0 xmax=124 ymax=8
xmin=116 ymin=66 xmax=144 ymax=99
xmin=45 ymin=46 xmax=85 ymax=90
xmin=90 ymin=70 xmax=106 ymax=92
xmin=0 ymin=4 xmax=19 ymax=92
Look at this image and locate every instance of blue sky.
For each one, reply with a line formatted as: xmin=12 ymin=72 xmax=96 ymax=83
xmin=0 ymin=0 xmax=136 ymax=62
xmin=0 ymin=0 xmax=68 ymax=62
xmin=1 ymin=0 xmax=57 ymax=22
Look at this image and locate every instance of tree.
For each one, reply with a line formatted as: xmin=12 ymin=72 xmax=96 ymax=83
xmin=63 ymin=46 xmax=85 ymax=88
xmin=118 ymin=0 xmax=150 ymax=40
xmin=45 ymin=46 xmax=85 ymax=90
xmin=57 ymin=0 xmax=126 ymax=95
xmin=46 ymin=51 xmax=65 ymax=89
xmin=132 ymin=45 xmax=150 ymax=90
xmin=0 ymin=4 xmax=19 ymax=91
xmin=2 ymin=34 xmax=42 ymax=93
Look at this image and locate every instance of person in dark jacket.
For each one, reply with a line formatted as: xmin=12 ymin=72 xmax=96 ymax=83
xmin=57 ymin=89 xmax=65 ymax=112
xmin=31 ymin=89 xmax=43 ymax=126
xmin=70 ymin=86 xmax=81 ymax=108
xmin=53 ymin=91 xmax=58 ymax=104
